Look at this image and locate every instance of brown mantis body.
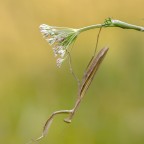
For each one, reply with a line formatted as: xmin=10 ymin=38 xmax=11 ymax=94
xmin=35 ymin=47 xmax=109 ymax=141
xmin=64 ymin=47 xmax=109 ymax=123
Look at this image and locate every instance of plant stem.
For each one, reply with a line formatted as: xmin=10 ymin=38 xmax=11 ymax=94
xmin=78 ymin=24 xmax=104 ymax=32
xmin=109 ymin=19 xmax=144 ymax=31
xmin=78 ymin=18 xmax=144 ymax=33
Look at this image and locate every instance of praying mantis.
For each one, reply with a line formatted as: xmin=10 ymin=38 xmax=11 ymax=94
xmin=35 ymin=27 xmax=109 ymax=142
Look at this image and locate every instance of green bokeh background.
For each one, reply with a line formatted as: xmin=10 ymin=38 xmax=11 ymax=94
xmin=0 ymin=0 xmax=144 ymax=144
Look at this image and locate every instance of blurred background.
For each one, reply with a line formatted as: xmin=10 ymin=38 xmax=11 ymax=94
xmin=0 ymin=0 xmax=144 ymax=144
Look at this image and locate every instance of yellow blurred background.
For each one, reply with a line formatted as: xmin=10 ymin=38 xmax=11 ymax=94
xmin=0 ymin=0 xmax=144 ymax=144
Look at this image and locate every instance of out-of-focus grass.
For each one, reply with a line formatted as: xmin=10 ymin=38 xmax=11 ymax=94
xmin=0 ymin=0 xmax=144 ymax=144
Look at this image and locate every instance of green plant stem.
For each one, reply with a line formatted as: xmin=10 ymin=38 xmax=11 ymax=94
xmin=78 ymin=24 xmax=104 ymax=32
xmin=78 ymin=18 xmax=144 ymax=33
